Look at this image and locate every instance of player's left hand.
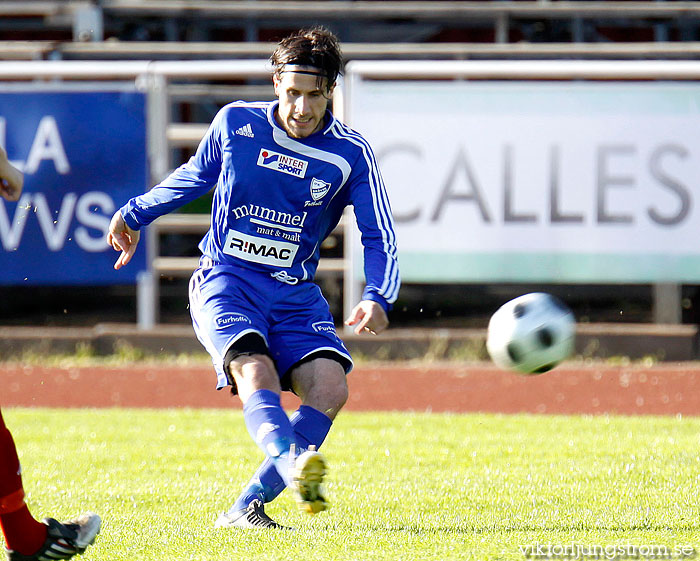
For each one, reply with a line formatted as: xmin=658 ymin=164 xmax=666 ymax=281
xmin=345 ymin=300 xmax=389 ymax=336
xmin=107 ymin=210 xmax=140 ymax=270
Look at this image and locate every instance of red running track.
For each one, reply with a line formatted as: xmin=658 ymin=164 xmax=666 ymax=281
xmin=3 ymin=362 xmax=700 ymax=415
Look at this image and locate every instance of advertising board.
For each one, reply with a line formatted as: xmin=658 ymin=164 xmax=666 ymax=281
xmin=0 ymin=86 xmax=147 ymax=285
xmin=346 ymin=81 xmax=700 ymax=283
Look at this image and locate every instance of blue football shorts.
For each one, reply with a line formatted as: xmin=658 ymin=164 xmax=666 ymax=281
xmin=189 ymin=259 xmax=353 ymax=391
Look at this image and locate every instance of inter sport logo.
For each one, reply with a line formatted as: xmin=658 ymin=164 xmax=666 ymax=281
xmin=257 ymin=148 xmax=308 ymax=178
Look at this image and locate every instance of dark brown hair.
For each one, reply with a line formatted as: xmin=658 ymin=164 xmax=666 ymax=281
xmin=271 ymin=27 xmax=344 ymax=93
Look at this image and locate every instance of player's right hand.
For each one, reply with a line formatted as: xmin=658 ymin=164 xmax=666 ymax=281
xmin=107 ymin=210 xmax=140 ymax=270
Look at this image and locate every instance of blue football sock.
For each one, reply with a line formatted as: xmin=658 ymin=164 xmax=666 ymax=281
xmin=230 ymin=405 xmax=332 ymax=512
xmin=241 ymin=389 xmax=295 ymax=490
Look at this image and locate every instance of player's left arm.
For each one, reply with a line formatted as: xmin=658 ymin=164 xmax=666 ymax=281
xmin=344 ymin=145 xmax=401 ymax=334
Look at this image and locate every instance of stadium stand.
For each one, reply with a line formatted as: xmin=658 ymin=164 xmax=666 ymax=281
xmin=1 ymin=1 xmax=700 ymax=60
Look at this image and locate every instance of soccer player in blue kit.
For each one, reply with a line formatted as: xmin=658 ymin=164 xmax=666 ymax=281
xmin=108 ymin=27 xmax=400 ymax=529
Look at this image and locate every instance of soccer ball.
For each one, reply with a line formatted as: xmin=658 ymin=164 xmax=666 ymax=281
xmin=486 ymin=292 xmax=575 ymax=375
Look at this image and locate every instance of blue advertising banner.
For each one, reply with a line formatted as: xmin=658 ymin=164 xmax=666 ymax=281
xmin=0 ymin=86 xmax=147 ymax=285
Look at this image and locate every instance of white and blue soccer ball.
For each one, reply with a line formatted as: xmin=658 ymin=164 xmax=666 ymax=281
xmin=486 ymin=292 xmax=575 ymax=375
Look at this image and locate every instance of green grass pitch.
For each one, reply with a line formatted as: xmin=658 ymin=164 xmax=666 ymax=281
xmin=4 ymin=408 xmax=700 ymax=560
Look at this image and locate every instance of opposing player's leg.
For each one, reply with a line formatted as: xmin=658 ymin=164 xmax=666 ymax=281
xmin=5 ymin=514 xmax=102 ymax=561
xmin=0 ymin=409 xmax=101 ymax=560
xmin=0 ymin=409 xmax=47 ymax=555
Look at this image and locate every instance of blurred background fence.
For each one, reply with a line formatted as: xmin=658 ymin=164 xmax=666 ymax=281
xmin=1 ymin=1 xmax=700 ymax=340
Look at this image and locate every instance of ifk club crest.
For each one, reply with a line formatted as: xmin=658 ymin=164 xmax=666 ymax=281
xmin=310 ymin=177 xmax=331 ymax=201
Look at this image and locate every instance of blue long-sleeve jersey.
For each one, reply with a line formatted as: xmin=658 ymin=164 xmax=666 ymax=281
xmin=121 ymin=100 xmax=400 ymax=311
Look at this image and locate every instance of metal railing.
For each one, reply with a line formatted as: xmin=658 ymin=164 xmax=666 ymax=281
xmin=4 ymin=1 xmax=700 ymax=19
xmin=6 ymin=40 xmax=700 ymax=62
xmin=3 ymin=1 xmax=700 ymax=48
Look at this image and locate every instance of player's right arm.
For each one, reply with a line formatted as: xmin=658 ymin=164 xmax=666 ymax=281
xmin=0 ymin=145 xmax=23 ymax=202
xmin=108 ymin=107 xmax=226 ymax=269
xmin=107 ymin=211 xmax=140 ymax=270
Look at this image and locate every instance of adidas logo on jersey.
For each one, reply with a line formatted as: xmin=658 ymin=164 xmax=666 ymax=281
xmin=235 ymin=123 xmax=254 ymax=138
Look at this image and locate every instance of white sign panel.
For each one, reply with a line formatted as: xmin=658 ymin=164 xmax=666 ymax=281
xmin=346 ymin=81 xmax=700 ymax=282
